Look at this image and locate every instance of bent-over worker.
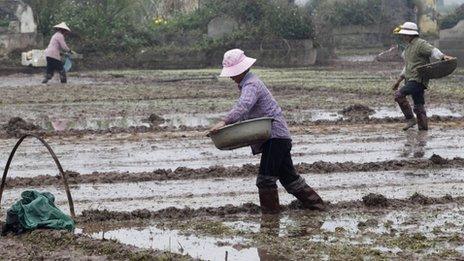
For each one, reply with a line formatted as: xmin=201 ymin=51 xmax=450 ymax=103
xmin=210 ymin=49 xmax=324 ymax=214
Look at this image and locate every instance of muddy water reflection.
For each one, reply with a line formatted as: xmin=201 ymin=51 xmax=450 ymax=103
xmin=86 ymin=225 xmax=260 ymax=260
xmin=400 ymin=131 xmax=428 ymax=158
xmin=79 ymin=205 xmax=464 ymax=259
xmin=289 ymin=107 xmax=463 ymax=123
xmin=161 ymin=113 xmax=222 ymax=128
xmin=41 ymin=113 xmax=220 ymax=131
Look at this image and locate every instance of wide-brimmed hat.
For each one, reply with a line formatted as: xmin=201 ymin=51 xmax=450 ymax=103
xmin=53 ymin=22 xmax=71 ymax=32
xmin=220 ymin=49 xmax=256 ymax=77
xmin=397 ymin=22 xmax=419 ymax=36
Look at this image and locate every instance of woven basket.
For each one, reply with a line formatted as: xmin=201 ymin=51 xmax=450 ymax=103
xmin=417 ymin=58 xmax=458 ymax=79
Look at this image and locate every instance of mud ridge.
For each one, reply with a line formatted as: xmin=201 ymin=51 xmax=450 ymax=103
xmin=77 ymin=194 xmax=462 ymax=223
xmin=1 ymin=117 xmax=42 ymax=138
xmin=305 ymin=115 xmax=464 ymax=125
xmin=4 ymin=155 xmax=464 ymax=189
xmin=1 ymin=115 xmax=463 ymax=139
xmin=339 ymin=104 xmax=375 ymax=119
xmin=79 ymin=203 xmax=261 ymax=223
xmin=0 ymin=124 xmax=208 ymax=139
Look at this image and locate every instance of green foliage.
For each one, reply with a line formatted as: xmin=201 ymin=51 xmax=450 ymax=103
xmin=315 ymin=0 xmax=383 ymax=26
xmin=26 ymin=0 xmax=313 ymax=54
xmin=26 ymin=0 xmax=153 ymax=52
xmin=152 ymin=0 xmax=314 ymax=44
xmin=0 ymin=20 xmax=10 ymax=27
xmin=439 ymin=4 xmax=464 ymax=29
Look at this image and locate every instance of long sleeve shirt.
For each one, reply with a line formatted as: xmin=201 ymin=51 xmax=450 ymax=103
xmin=399 ymin=37 xmax=444 ymax=87
xmin=223 ymin=72 xmax=291 ymax=154
xmin=44 ymin=32 xmax=70 ymax=61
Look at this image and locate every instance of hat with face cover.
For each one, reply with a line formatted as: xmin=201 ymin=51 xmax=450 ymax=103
xmin=397 ymin=22 xmax=419 ymax=36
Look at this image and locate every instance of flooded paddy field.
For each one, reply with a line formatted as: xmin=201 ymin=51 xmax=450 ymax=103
xmin=0 ymin=63 xmax=463 ymax=260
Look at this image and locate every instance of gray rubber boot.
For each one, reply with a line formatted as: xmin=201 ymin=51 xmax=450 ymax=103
xmin=258 ymin=188 xmax=280 ymax=214
xmin=395 ymin=96 xmax=416 ymax=130
xmin=42 ymin=73 xmax=53 ymax=84
xmin=59 ymin=70 xmax=67 ymax=83
xmin=414 ymin=105 xmax=428 ymax=131
xmin=292 ymin=185 xmax=325 ymax=211
xmin=403 ymin=118 xmax=417 ymax=131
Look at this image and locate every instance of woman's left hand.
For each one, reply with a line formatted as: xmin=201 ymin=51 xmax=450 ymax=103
xmin=208 ymin=121 xmax=226 ymax=135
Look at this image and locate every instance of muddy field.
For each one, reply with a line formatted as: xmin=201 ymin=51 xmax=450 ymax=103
xmin=0 ymin=62 xmax=463 ymax=260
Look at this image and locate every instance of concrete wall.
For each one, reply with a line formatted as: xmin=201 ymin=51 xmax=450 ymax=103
xmin=0 ymin=0 xmax=41 ymax=56
xmin=81 ymin=39 xmax=319 ymax=69
xmin=217 ymin=39 xmax=318 ymax=67
xmin=440 ymin=20 xmax=464 ymax=65
xmin=333 ymin=25 xmax=385 ymax=49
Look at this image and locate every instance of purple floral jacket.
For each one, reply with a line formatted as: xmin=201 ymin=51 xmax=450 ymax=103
xmin=223 ymin=72 xmax=291 ymax=154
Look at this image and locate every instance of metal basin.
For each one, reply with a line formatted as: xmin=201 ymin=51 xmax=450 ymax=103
xmin=417 ymin=58 xmax=458 ymax=79
xmin=209 ymin=117 xmax=273 ymax=150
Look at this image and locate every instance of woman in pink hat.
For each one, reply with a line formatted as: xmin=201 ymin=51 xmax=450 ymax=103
xmin=210 ymin=49 xmax=324 ymax=214
xmin=42 ymin=22 xmax=72 ymax=84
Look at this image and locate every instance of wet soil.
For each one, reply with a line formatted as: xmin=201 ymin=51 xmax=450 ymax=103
xmin=73 ymin=194 xmax=464 ymax=260
xmin=0 ymin=65 xmax=463 ymax=259
xmin=3 ymin=155 xmax=464 ymax=189
xmin=339 ymin=104 xmax=375 ymax=120
xmin=2 ymin=125 xmax=464 ymax=178
xmin=0 ymin=229 xmax=190 ymax=260
xmin=76 ymin=194 xmax=462 ymax=223
xmin=2 ymin=117 xmax=42 ymax=138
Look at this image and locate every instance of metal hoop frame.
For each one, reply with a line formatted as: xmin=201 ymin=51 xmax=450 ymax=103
xmin=0 ymin=134 xmax=75 ymax=218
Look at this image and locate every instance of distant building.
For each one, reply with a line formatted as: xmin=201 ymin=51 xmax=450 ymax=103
xmin=0 ymin=0 xmax=42 ymax=56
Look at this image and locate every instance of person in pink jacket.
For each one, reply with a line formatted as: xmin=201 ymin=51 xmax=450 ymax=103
xmin=42 ymin=22 xmax=72 ymax=84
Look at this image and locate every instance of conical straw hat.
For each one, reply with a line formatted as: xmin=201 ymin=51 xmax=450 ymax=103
xmin=53 ymin=22 xmax=71 ymax=32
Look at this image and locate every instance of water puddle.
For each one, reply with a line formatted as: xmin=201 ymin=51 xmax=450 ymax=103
xmin=1 ymin=126 xmax=464 ymax=178
xmin=371 ymin=107 xmax=462 ymax=119
xmin=81 ymin=224 xmax=261 ymax=261
xmin=1 ymin=104 xmax=462 ymax=132
xmin=161 ymin=113 xmax=222 ymax=128
xmin=0 ymin=74 xmax=105 ymax=88
xmin=336 ymin=55 xmax=377 ymax=62
xmin=74 ymin=206 xmax=464 ymax=260
xmin=46 ymin=116 xmax=150 ymax=131
xmin=290 ymin=107 xmax=463 ymax=122
xmin=2 ymin=168 xmax=464 ymax=216
xmin=1 ymin=113 xmax=222 ymax=132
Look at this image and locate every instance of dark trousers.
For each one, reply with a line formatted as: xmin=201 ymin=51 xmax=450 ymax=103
xmin=46 ymin=57 xmax=64 ymax=76
xmin=396 ymin=80 xmax=426 ymax=106
xmin=257 ymin=138 xmax=301 ymax=190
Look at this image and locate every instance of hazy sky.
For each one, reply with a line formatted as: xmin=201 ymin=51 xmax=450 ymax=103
xmin=444 ymin=0 xmax=464 ymax=5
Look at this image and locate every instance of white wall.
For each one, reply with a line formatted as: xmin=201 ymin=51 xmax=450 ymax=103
xmin=16 ymin=3 xmax=37 ymax=33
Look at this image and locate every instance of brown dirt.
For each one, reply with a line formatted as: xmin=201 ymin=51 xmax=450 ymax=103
xmin=430 ymin=154 xmax=449 ymax=165
xmin=4 ymin=155 xmax=464 ymax=189
xmin=77 ymin=194 xmax=461 ymax=223
xmin=0 ymin=122 xmax=206 ymax=139
xmin=362 ymin=193 xmax=389 ymax=207
xmin=339 ymin=104 xmax=375 ymax=119
xmin=2 ymin=117 xmax=42 ymax=138
xmin=147 ymin=113 xmax=165 ymax=126
xmin=78 ymin=203 xmax=261 ymax=223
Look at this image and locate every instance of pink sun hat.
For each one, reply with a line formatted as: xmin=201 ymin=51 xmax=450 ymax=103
xmin=220 ymin=49 xmax=256 ymax=77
